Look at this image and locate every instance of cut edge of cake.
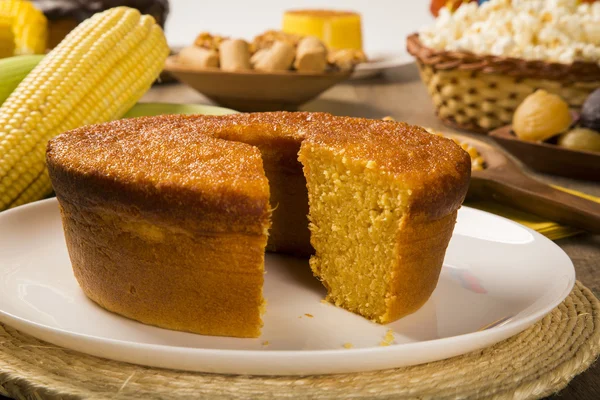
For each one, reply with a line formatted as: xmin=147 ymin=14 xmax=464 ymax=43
xmin=298 ymin=120 xmax=470 ymax=323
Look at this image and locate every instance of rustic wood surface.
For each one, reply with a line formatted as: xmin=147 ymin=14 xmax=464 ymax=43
xmin=2 ymin=64 xmax=598 ymax=400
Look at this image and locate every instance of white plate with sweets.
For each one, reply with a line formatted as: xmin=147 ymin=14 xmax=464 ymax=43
xmin=0 ymin=198 xmax=574 ymax=375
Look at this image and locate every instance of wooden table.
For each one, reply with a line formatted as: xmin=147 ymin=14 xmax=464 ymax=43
xmin=2 ymin=65 xmax=598 ymax=400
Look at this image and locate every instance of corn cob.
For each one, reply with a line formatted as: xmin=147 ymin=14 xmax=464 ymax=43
xmin=0 ymin=54 xmax=44 ymax=105
xmin=0 ymin=14 xmax=15 ymax=58
xmin=0 ymin=0 xmax=47 ymax=57
xmin=0 ymin=6 xmax=169 ymax=210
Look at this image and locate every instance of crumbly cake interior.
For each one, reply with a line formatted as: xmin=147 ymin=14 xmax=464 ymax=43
xmin=299 ymin=117 xmax=470 ymax=323
xmin=302 ymin=145 xmax=409 ymax=321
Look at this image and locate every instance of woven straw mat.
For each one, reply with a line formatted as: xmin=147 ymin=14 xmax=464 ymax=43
xmin=0 ymin=281 xmax=599 ymax=400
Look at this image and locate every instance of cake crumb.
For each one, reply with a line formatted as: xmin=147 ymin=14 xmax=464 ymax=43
xmin=262 ymin=341 xmax=269 ymax=346
xmin=379 ymin=329 xmax=395 ymax=346
xmin=320 ymin=299 xmax=328 ymax=304
xmin=343 ymin=343 xmax=353 ymax=349
xmin=304 ymin=313 xmax=314 ymax=318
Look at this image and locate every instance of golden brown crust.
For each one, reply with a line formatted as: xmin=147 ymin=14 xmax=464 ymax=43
xmin=114 ymin=112 xmax=470 ymax=221
xmin=47 ymin=116 xmax=273 ymax=337
xmin=303 ymin=116 xmax=471 ymax=220
xmin=49 ymin=110 xmax=469 ymax=242
xmin=47 ymin=116 xmax=272 ymax=235
xmin=59 ymin=198 xmax=265 ymax=338
xmin=385 ymin=212 xmax=457 ymax=321
xmin=48 ymin=112 xmax=330 ymax=255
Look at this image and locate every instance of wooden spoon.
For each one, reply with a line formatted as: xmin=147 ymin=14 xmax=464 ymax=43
xmin=446 ymin=133 xmax=600 ymax=234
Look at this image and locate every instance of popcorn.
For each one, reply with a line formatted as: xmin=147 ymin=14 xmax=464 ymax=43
xmin=585 ymin=24 xmax=600 ymax=45
xmin=419 ymin=0 xmax=600 ymax=65
xmin=491 ymin=36 xmax=515 ymax=56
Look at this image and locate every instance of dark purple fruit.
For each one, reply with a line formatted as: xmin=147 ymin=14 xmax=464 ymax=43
xmin=580 ymin=88 xmax=600 ymax=133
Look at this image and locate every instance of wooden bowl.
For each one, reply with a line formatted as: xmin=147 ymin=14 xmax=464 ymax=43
xmin=163 ymin=56 xmax=352 ymax=112
xmin=489 ymin=125 xmax=600 ymax=182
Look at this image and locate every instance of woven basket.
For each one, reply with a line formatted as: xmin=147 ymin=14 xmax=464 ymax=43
xmin=406 ymin=33 xmax=600 ymax=133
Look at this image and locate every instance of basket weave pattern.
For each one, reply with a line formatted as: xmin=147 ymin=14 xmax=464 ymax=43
xmin=0 ymin=281 xmax=599 ymax=399
xmin=407 ymin=34 xmax=600 ymax=133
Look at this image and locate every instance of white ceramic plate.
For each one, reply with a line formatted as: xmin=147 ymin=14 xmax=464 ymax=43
xmin=353 ymin=52 xmax=414 ymax=79
xmin=0 ymin=199 xmax=575 ymax=375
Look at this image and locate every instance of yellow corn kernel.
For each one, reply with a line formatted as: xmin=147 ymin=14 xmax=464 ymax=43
xmin=421 ymin=124 xmax=487 ymax=171
xmin=0 ymin=15 xmax=15 ymax=58
xmin=0 ymin=7 xmax=169 ymax=210
xmin=0 ymin=0 xmax=47 ymax=57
